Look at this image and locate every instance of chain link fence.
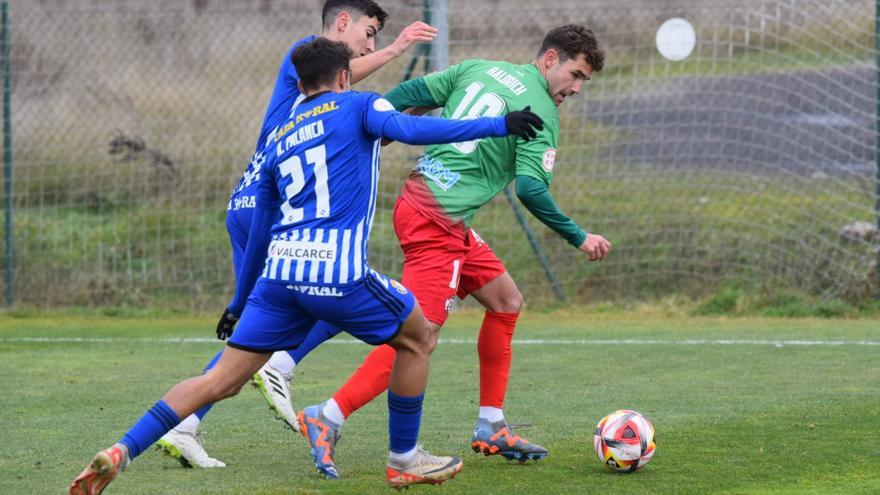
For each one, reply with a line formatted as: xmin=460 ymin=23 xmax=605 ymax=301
xmin=1 ymin=0 xmax=878 ymax=308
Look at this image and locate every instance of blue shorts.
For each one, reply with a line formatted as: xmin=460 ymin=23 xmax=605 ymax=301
xmin=228 ymin=270 xmax=415 ymax=353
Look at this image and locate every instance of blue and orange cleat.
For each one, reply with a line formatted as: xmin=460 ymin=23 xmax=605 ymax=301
xmin=297 ymin=404 xmax=341 ymax=479
xmin=68 ymin=445 xmax=129 ymax=495
xmin=471 ymin=418 xmax=548 ymax=462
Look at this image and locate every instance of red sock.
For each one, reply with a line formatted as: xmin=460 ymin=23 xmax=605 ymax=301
xmin=477 ymin=311 xmax=519 ymax=408
xmin=332 ymin=344 xmax=396 ymax=418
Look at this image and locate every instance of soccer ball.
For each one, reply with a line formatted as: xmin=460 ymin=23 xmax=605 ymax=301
xmin=593 ymin=409 xmax=655 ymax=472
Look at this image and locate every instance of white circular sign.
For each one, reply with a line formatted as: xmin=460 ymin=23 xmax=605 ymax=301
xmin=655 ymin=18 xmax=696 ymax=61
xmin=373 ymin=97 xmax=395 ymax=112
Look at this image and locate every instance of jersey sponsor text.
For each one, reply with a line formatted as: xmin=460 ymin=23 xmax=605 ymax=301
xmin=276 ymin=120 xmax=326 ymax=155
xmin=417 ymin=154 xmax=461 ymax=191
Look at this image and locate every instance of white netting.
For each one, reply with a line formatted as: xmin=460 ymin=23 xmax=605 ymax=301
xmin=0 ymin=0 xmax=877 ymax=307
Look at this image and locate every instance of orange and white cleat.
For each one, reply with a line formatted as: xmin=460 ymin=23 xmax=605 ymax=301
xmin=386 ymin=447 xmax=463 ymax=489
xmin=68 ymin=445 xmax=129 ymax=495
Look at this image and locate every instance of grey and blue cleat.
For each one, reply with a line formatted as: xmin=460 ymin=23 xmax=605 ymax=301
xmin=470 ymin=418 xmax=549 ymax=462
xmin=297 ymin=404 xmax=341 ymax=479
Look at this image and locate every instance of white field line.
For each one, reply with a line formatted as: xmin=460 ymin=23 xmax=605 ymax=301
xmin=1 ymin=337 xmax=879 ymax=347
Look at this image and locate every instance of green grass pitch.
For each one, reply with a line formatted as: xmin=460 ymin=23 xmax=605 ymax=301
xmin=1 ymin=311 xmax=878 ymax=494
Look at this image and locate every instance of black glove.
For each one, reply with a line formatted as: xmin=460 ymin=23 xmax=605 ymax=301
xmin=505 ymin=106 xmax=544 ymax=141
xmin=216 ymin=308 xmax=240 ymax=341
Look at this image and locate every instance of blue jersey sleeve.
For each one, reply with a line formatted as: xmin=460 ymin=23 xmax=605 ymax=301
xmin=228 ymin=163 xmax=281 ymax=315
xmin=254 ymin=35 xmax=316 ymax=150
xmin=361 ymin=94 xmax=508 ymax=145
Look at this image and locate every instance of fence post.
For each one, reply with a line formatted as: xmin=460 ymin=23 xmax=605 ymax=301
xmin=2 ymin=0 xmax=13 ymax=308
xmin=875 ymin=0 xmax=880 ymax=298
xmin=429 ymin=0 xmax=448 ymax=72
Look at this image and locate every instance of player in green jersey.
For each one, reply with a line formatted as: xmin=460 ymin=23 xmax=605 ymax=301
xmin=297 ymin=24 xmax=610 ymax=474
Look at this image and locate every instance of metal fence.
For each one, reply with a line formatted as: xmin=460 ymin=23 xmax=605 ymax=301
xmin=1 ymin=0 xmax=878 ymax=308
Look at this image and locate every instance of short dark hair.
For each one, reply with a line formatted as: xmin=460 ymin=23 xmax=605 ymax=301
xmin=322 ymin=0 xmax=388 ymax=31
xmin=291 ymin=38 xmax=353 ymax=91
xmin=538 ymin=24 xmax=605 ymax=72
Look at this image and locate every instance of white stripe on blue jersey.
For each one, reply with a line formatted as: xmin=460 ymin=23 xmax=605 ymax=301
xmin=309 ymin=229 xmax=324 ymax=283
xmin=324 ymin=229 xmax=338 ymax=284
xmin=339 ymin=229 xmax=351 ymax=284
xmin=364 ymin=139 xmax=381 ymax=262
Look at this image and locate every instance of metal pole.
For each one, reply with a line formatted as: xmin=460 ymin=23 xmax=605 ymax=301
xmin=875 ymin=0 xmax=880 ymax=298
xmin=401 ymin=0 xmax=435 ymax=81
xmin=428 ymin=0 xmax=448 ymax=72
xmin=2 ymin=1 xmax=12 ymax=307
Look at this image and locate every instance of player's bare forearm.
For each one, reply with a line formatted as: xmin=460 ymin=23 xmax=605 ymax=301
xmin=351 ymin=21 xmax=438 ymax=84
xmin=350 ymin=50 xmax=399 ymax=84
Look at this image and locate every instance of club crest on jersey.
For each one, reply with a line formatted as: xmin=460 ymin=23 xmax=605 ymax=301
xmin=389 ymin=279 xmax=408 ymax=295
xmin=542 ymin=148 xmax=557 ymax=172
xmin=373 ymin=97 xmax=395 ymax=112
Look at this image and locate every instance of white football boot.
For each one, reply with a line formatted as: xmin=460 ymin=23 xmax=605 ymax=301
xmin=386 ymin=446 xmax=463 ymax=488
xmin=251 ymin=362 xmax=299 ymax=431
xmin=156 ymin=429 xmax=226 ymax=468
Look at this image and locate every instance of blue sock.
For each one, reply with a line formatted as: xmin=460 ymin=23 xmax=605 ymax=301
xmin=192 ymin=350 xmax=224 ymax=420
xmin=203 ymin=349 xmax=223 ymax=372
xmin=387 ymin=391 xmax=424 ymax=453
xmin=289 ymin=321 xmax=341 ymax=363
xmin=119 ymin=400 xmax=181 ymax=459
xmin=194 ymin=403 xmax=213 ymax=420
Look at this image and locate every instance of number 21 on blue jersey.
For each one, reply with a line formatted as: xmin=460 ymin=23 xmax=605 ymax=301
xmin=278 ymin=144 xmax=329 ymax=225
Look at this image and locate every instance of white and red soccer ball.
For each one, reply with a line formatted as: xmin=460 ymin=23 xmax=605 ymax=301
xmin=593 ymin=410 xmax=655 ymax=472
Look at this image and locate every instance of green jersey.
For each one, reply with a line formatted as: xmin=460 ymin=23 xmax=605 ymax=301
xmin=400 ymin=59 xmax=559 ymax=232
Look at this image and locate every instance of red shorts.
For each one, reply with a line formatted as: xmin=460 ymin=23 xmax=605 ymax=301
xmin=393 ymin=197 xmax=507 ymax=326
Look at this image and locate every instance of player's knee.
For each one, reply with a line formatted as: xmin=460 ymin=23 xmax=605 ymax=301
xmin=425 ymin=323 xmax=441 ymax=353
xmin=392 ymin=318 xmax=433 ymax=356
xmin=492 ymin=289 xmax=523 ymax=313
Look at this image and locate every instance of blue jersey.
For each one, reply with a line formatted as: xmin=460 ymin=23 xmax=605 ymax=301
xmin=229 ymin=89 xmax=509 ymax=314
xmin=258 ymin=91 xmax=386 ymax=285
xmin=229 ymin=35 xmax=317 ymax=203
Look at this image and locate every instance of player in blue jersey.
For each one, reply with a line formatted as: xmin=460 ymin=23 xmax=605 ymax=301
xmin=155 ymin=0 xmax=441 ymax=468
xmin=68 ymin=38 xmax=543 ymax=493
